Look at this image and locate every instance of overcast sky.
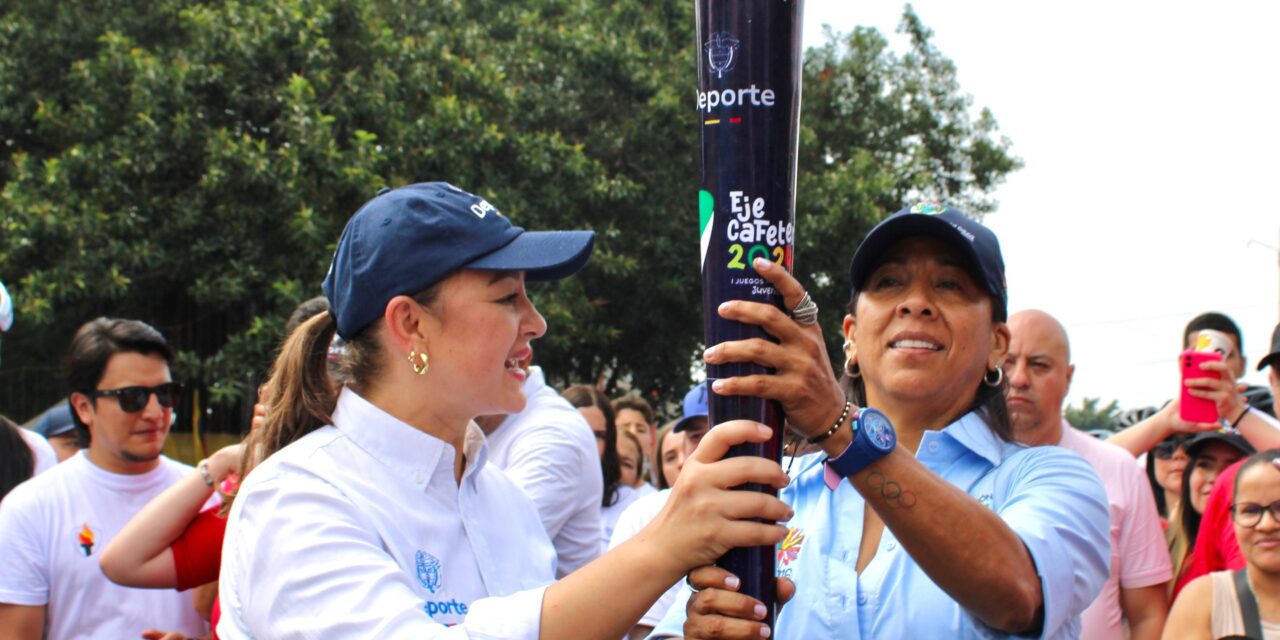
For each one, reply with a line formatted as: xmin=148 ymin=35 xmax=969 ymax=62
xmin=801 ymin=0 xmax=1280 ymax=412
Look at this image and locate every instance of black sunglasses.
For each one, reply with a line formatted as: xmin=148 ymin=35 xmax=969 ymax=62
xmin=1153 ymin=435 xmax=1193 ymax=460
xmin=86 ymin=383 xmax=183 ymax=413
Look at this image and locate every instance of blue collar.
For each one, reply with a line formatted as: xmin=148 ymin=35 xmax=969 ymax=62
xmin=934 ymin=411 xmax=1008 ymax=466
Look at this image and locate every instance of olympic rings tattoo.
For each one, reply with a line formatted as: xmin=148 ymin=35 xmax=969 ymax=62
xmin=866 ymin=472 xmax=917 ymax=509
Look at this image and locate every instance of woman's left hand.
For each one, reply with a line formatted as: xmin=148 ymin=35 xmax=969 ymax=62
xmin=702 ymin=257 xmax=847 ymax=438
xmin=1184 ymin=360 xmax=1247 ymax=424
xmin=682 ymin=565 xmax=796 ymax=640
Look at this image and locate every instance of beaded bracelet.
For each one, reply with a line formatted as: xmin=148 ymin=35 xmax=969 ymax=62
xmin=807 ymin=400 xmax=853 ymax=445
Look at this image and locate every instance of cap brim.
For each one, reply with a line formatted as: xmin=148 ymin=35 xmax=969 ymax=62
xmin=1186 ymin=432 xmax=1255 ymax=457
xmin=673 ymin=414 xmax=709 ymax=433
xmin=34 ymin=404 xmax=76 ymax=438
xmin=467 ymin=230 xmax=595 ymax=282
xmin=849 ymin=215 xmax=986 ymax=293
xmin=1258 ymin=352 xmax=1280 ymax=372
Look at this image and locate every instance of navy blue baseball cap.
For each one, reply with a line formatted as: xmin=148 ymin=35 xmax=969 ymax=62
xmin=674 ymin=381 xmax=710 ymax=432
xmin=323 ymin=182 xmax=595 ymax=339
xmin=32 ymin=403 xmax=75 ymax=438
xmin=848 ymin=202 xmax=1008 ymax=321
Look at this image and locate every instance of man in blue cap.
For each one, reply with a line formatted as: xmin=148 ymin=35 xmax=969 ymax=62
xmin=672 ymin=380 xmax=711 ymax=450
xmin=27 ymin=403 xmax=79 ymax=463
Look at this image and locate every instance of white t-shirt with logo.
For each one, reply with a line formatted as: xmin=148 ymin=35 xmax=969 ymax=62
xmin=486 ymin=366 xmax=604 ymax=577
xmin=18 ymin=427 xmax=57 ymax=475
xmin=0 ymin=451 xmax=207 ymax=640
xmin=219 ymin=387 xmax=557 ymax=639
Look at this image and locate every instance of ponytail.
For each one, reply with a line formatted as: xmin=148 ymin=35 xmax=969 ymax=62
xmin=238 ymin=311 xmax=340 ymax=487
xmin=225 ymin=284 xmax=438 ymax=515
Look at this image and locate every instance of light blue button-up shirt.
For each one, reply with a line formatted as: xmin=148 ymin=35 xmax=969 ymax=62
xmin=651 ymin=412 xmax=1110 ymax=639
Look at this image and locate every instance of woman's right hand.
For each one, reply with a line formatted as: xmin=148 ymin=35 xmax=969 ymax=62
xmin=644 ymin=420 xmax=792 ymax=573
xmin=682 ymin=566 xmax=795 ymax=639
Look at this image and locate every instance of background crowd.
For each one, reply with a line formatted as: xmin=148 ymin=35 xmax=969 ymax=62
xmin=2 ymin=200 xmax=1280 ymax=638
xmin=2 ymin=2 xmax=1280 ymax=640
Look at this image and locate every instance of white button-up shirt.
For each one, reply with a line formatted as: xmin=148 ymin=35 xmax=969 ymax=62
xmin=219 ymin=388 xmax=556 ymax=639
xmin=486 ymin=366 xmax=603 ymax=576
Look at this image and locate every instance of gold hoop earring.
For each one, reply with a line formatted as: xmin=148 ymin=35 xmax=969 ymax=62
xmin=408 ymin=350 xmax=429 ymax=376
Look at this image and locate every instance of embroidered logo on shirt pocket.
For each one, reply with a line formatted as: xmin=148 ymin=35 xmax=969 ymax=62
xmin=416 ymin=550 xmax=442 ymax=593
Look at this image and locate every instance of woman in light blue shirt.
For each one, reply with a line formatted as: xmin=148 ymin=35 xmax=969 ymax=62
xmin=667 ymin=204 xmax=1111 ymax=639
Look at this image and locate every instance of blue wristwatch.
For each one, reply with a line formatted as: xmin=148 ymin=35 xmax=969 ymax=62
xmin=825 ymin=407 xmax=896 ymax=479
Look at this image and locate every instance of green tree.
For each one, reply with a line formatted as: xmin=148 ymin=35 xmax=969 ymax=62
xmin=797 ymin=9 xmax=1022 ymax=372
xmin=1065 ymin=397 xmax=1122 ymax=432
xmin=0 ymin=1 xmax=1018 ymax=427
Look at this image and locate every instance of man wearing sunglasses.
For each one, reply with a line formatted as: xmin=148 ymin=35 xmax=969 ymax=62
xmin=0 ymin=318 xmax=208 ymax=640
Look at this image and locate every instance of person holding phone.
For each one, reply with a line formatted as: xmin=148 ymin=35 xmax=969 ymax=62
xmin=1110 ymin=315 xmax=1280 ymax=459
xmin=216 ymin=183 xmax=792 ymax=639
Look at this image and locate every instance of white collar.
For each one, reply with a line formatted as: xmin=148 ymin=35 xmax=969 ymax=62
xmin=331 ymin=387 xmax=490 ymax=484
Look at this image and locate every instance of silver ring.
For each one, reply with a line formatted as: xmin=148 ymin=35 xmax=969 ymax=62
xmin=685 ymin=574 xmax=701 ymax=593
xmin=790 ymin=291 xmax=818 ymax=326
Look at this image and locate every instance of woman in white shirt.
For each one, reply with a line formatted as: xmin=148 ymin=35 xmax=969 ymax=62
xmin=218 ymin=182 xmax=791 ymax=640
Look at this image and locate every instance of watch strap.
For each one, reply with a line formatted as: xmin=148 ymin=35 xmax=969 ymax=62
xmin=824 ymin=408 xmax=894 ymax=487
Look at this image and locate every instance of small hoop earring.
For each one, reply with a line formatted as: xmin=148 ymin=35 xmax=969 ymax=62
xmin=983 ymin=366 xmax=1003 ymax=387
xmin=845 ymin=359 xmax=861 ymax=379
xmin=842 ymin=339 xmax=852 ymax=351
xmin=408 ymin=350 xmax=429 ymax=376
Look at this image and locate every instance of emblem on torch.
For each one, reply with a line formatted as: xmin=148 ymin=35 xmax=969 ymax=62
xmin=704 ymin=32 xmax=740 ymax=78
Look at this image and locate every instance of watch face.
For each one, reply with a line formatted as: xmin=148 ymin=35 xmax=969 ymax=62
xmin=862 ymin=410 xmax=896 ymax=451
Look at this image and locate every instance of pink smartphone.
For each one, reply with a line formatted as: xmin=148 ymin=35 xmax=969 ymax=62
xmin=1180 ymin=349 xmax=1222 ymax=423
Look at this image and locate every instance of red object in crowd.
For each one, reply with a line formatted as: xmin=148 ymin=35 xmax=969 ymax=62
xmin=171 ymin=500 xmax=231 ymax=639
xmin=1172 ymin=459 xmax=1247 ymax=601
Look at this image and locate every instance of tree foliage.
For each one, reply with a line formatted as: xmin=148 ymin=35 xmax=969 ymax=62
xmin=1065 ymin=397 xmax=1122 ymax=432
xmin=0 ymin=1 xmax=1018 ymax=426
